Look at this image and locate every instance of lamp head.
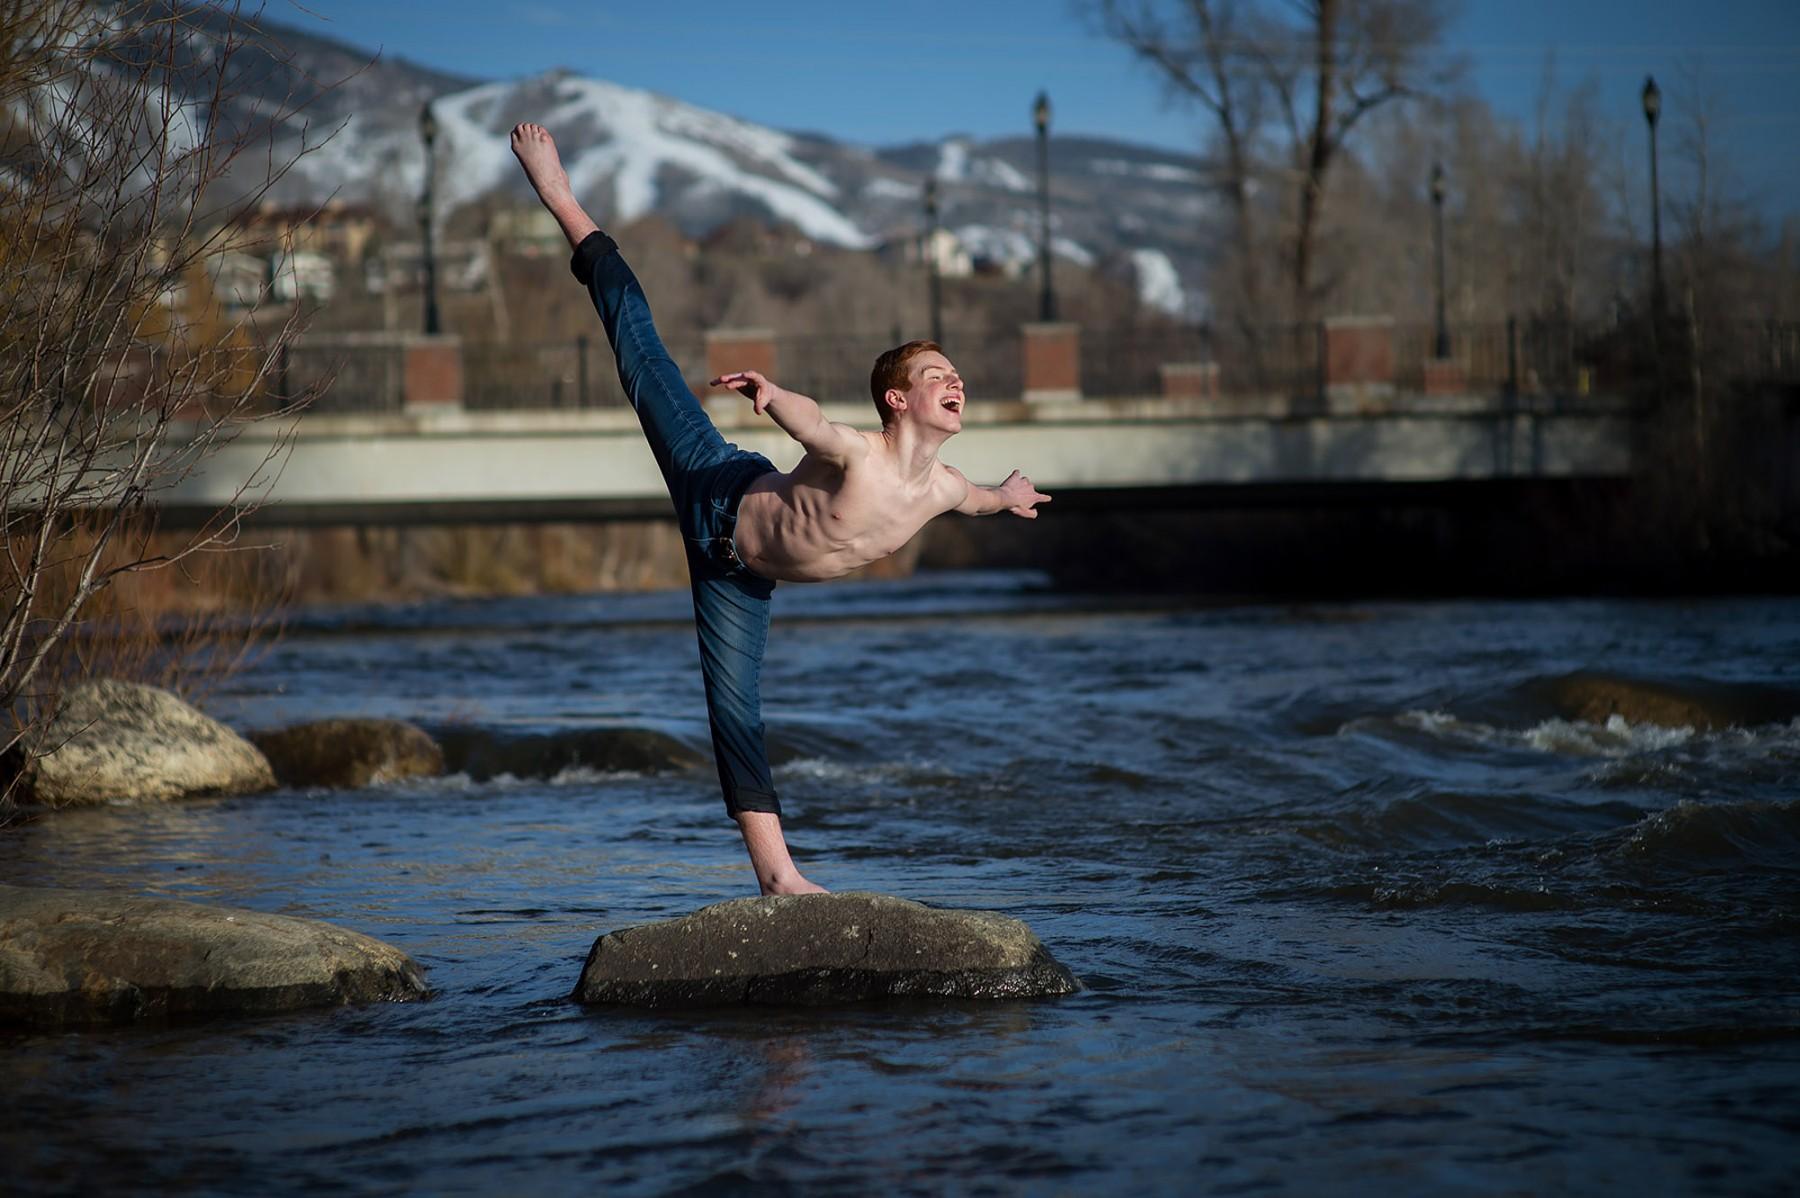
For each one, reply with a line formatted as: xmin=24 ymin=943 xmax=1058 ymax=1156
xmin=419 ymin=102 xmax=438 ymax=142
xmin=1431 ymin=161 xmax=1445 ymax=203
xmin=1033 ymin=91 xmax=1050 ymax=132
xmin=1641 ymin=76 xmax=1660 ymax=125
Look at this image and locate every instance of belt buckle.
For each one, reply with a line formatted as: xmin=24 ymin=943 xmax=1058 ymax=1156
xmin=715 ymin=536 xmax=742 ymax=569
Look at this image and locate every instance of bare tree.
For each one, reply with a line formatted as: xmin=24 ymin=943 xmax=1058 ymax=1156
xmin=1091 ymin=0 xmax=1454 ymax=319
xmin=0 ymin=0 xmax=331 ymax=798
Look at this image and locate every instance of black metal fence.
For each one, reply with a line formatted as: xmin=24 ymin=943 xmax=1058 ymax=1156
xmin=273 ymin=340 xmax=405 ymax=414
xmin=460 ymin=336 xmax=707 ymax=411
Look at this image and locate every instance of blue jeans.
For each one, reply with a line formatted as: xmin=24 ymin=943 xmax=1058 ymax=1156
xmin=573 ymin=232 xmax=781 ymax=817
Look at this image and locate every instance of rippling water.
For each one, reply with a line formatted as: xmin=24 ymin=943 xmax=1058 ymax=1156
xmin=4 ymin=574 xmax=1798 ymax=1195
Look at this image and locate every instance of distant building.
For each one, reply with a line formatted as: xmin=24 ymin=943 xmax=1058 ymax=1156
xmin=921 ymin=228 xmax=973 ymax=278
xmin=207 ymin=251 xmax=268 ymax=308
xmin=699 ymin=217 xmax=817 ymax=258
xmin=877 ymin=227 xmax=973 ymax=278
xmin=367 ymin=240 xmax=491 ymax=295
xmin=226 ymin=198 xmax=387 ymax=265
xmin=485 ymin=205 xmax=565 ymax=254
xmin=271 ymin=250 xmax=336 ymax=303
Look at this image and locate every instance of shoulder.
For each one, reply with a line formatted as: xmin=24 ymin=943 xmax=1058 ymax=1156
xmin=846 ymin=426 xmax=880 ymax=456
xmin=936 ymin=462 xmax=974 ymax=505
xmin=808 ymin=421 xmax=873 ymax=468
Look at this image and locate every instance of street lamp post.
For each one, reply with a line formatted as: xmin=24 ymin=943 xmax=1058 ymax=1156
xmin=924 ymin=176 xmax=944 ymax=345
xmin=1033 ymin=90 xmax=1055 ymax=322
xmin=1431 ymin=162 xmax=1449 ymax=359
xmin=418 ymin=101 xmax=442 ymax=336
xmin=1642 ymin=76 xmax=1664 ymax=319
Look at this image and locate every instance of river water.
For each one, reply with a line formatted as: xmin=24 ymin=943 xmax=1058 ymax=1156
xmin=3 ymin=573 xmax=1798 ymax=1195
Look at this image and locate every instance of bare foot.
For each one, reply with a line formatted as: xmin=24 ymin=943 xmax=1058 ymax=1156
xmin=763 ymin=875 xmax=830 ymax=897
xmin=510 ymin=122 xmax=573 ymax=205
xmin=736 ymin=811 xmax=831 ymax=896
xmin=509 ymin=122 xmax=598 ymax=248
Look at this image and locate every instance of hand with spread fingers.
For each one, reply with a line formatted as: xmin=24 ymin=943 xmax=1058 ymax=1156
xmin=995 ymin=469 xmax=1051 ymax=519
xmin=710 ymin=369 xmax=779 ymax=414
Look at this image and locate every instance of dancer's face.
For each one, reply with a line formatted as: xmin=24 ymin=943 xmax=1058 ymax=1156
xmin=905 ymin=352 xmax=964 ymax=430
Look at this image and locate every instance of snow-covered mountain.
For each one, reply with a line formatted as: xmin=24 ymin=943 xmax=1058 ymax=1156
xmin=231 ymin=11 xmax=1223 ymax=315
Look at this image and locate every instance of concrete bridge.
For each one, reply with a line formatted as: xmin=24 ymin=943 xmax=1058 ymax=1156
xmin=165 ymin=390 xmax=1635 ymax=527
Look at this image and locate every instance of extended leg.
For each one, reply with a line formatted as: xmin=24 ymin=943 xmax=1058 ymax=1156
xmin=689 ymin=566 xmax=825 ymax=895
xmin=512 ymin=123 xmax=721 ymax=505
xmin=690 ymin=566 xmax=779 ymax=816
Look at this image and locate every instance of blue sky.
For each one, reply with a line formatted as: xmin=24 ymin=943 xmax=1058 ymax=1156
xmin=276 ymin=0 xmax=1800 ymax=220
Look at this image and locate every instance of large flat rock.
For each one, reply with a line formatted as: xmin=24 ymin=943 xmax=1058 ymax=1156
xmin=572 ymin=892 xmax=1080 ymax=1009
xmin=0 ymin=885 xmax=429 ymax=1027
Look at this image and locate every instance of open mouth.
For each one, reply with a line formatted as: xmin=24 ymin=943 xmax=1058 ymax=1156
xmin=943 ymin=399 xmax=963 ymax=413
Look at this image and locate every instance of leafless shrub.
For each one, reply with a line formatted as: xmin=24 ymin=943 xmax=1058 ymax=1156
xmin=1 ymin=1 xmax=336 ymax=810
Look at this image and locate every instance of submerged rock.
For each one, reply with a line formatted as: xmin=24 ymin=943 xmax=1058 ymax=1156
xmin=572 ymin=892 xmax=1080 ymax=1009
xmin=1544 ymin=672 xmax=1800 ymax=731
xmin=252 ymin=718 xmax=444 ymax=789
xmin=20 ymin=680 xmax=273 ymax=805
xmin=435 ymin=725 xmax=705 ymax=781
xmin=0 ymin=884 xmax=429 ymax=1027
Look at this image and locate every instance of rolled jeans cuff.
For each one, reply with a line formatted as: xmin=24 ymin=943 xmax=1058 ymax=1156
xmin=726 ymin=789 xmax=782 ymax=817
xmin=570 ymin=230 xmax=619 ymax=286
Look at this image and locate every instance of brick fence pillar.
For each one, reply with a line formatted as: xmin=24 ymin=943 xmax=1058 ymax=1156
xmin=1159 ymin=361 xmax=1220 ymax=403
xmin=1321 ymin=316 xmax=1395 ymax=413
xmin=1422 ymin=357 xmax=1467 ymax=396
xmin=706 ymin=328 xmax=777 ymax=386
xmin=402 ymin=335 xmax=464 ymax=410
xmin=1022 ymin=322 xmax=1080 ymax=402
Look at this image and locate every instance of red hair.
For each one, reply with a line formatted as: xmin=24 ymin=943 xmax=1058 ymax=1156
xmin=868 ymin=340 xmax=943 ymax=425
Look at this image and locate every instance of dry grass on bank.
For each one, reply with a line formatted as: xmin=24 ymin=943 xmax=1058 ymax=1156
xmin=276 ymin=522 xmax=695 ymax=603
xmin=11 ymin=520 xmax=293 ymax=709
xmin=225 ymin=518 xmax=926 ymax=609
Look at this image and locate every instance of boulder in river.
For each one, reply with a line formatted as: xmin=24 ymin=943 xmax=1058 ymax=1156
xmin=572 ymin=891 xmax=1080 ymax=1009
xmin=18 ymin=680 xmax=273 ymax=806
xmin=251 ymin=718 xmax=445 ymax=788
xmin=0 ymin=884 xmax=429 ymax=1027
xmin=1543 ymin=671 xmax=1800 ymax=731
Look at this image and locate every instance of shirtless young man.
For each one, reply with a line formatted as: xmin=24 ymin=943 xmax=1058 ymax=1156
xmin=510 ymin=123 xmax=1050 ymax=895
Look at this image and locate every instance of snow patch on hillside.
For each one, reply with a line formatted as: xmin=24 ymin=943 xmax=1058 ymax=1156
xmin=863 ymin=176 xmax=921 ymax=201
xmin=412 ymin=75 xmax=872 ymax=248
xmin=954 ymin=225 xmax=1092 ymax=270
xmin=1091 ymin=158 xmax=1204 ymax=185
xmin=1131 ymin=248 xmax=1187 ymax=315
xmin=1052 ymin=237 xmax=1094 ymax=267
xmin=935 ymin=138 xmax=1031 ymax=192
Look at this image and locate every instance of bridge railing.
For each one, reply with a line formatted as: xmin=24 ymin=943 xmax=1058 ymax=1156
xmin=765 ymin=331 xmax=1025 ymax=405
xmin=270 ymin=318 xmax=1799 ymax=414
xmin=1080 ymin=324 xmax=1322 ymax=399
xmin=462 ymin=336 xmax=700 ymax=410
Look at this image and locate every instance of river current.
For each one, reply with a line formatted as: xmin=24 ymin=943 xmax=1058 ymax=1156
xmin=3 ymin=573 xmax=1798 ymax=1195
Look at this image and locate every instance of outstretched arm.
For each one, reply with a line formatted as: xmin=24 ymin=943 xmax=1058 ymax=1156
xmin=950 ymin=467 xmax=1051 ymax=518
xmin=711 ymin=369 xmax=866 ymax=465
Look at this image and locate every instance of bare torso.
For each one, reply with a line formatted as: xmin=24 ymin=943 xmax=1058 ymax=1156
xmin=733 ymin=430 xmax=964 ymax=583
